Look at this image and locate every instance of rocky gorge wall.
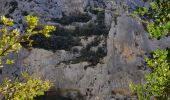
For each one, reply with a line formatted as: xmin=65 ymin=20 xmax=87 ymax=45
xmin=1 ymin=0 xmax=170 ymax=100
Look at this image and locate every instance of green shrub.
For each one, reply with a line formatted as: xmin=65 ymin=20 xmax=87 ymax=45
xmin=130 ymin=50 xmax=170 ymax=100
xmin=0 ymin=15 xmax=55 ymax=100
xmin=130 ymin=1 xmax=170 ymax=99
xmin=0 ymin=74 xmax=51 ymax=100
xmin=134 ymin=0 xmax=170 ymax=39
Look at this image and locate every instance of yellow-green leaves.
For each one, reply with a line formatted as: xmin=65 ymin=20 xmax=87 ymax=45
xmin=40 ymin=25 xmax=56 ymax=37
xmin=134 ymin=1 xmax=170 ymax=39
xmin=134 ymin=7 xmax=148 ymax=16
xmin=130 ymin=49 xmax=170 ymax=99
xmin=0 ymin=28 xmax=21 ymax=57
xmin=1 ymin=16 xmax=14 ymax=26
xmin=0 ymin=18 xmax=22 ymax=69
xmin=11 ymin=29 xmax=20 ymax=37
xmin=0 ymin=77 xmax=51 ymax=100
xmin=0 ymin=15 xmax=55 ymax=99
xmin=150 ymin=2 xmax=158 ymax=9
xmin=25 ymin=15 xmax=56 ymax=43
xmin=145 ymin=50 xmax=170 ymax=98
xmin=131 ymin=1 xmax=170 ymax=99
xmin=129 ymin=83 xmax=150 ymax=100
xmin=26 ymin=15 xmax=39 ymax=29
xmin=6 ymin=59 xmax=14 ymax=65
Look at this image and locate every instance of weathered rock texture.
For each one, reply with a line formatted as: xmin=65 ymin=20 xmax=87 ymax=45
xmin=1 ymin=0 xmax=170 ymax=100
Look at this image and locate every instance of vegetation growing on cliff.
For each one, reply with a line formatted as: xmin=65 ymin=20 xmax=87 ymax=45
xmin=0 ymin=15 xmax=55 ymax=99
xmin=130 ymin=0 xmax=170 ymax=100
xmin=130 ymin=50 xmax=170 ymax=99
xmin=134 ymin=0 xmax=170 ymax=39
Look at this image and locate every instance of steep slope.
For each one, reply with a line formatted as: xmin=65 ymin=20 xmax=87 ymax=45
xmin=1 ymin=0 xmax=170 ymax=100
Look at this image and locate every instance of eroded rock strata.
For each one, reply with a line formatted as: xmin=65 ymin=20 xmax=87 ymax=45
xmin=0 ymin=0 xmax=170 ymax=100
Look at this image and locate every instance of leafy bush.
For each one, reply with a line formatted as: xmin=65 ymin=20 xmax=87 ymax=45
xmin=130 ymin=1 xmax=170 ymax=99
xmin=0 ymin=15 xmax=55 ymax=99
xmin=0 ymin=74 xmax=51 ymax=100
xmin=134 ymin=0 xmax=170 ymax=39
xmin=130 ymin=50 xmax=170 ymax=100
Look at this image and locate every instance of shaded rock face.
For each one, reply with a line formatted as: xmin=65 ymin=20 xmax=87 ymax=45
xmin=1 ymin=0 xmax=170 ymax=100
xmin=0 ymin=0 xmax=88 ymax=19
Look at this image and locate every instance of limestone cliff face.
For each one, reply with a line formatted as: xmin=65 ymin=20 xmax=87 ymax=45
xmin=1 ymin=0 xmax=170 ymax=100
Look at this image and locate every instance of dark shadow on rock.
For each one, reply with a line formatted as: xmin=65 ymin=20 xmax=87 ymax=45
xmin=8 ymin=1 xmax=18 ymax=14
xmin=35 ymin=95 xmax=72 ymax=100
xmin=34 ymin=88 xmax=85 ymax=100
xmin=51 ymin=13 xmax=91 ymax=25
xmin=21 ymin=9 xmax=109 ymax=66
xmin=21 ymin=34 xmax=81 ymax=51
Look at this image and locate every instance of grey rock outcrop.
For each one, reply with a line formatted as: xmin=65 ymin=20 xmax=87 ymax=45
xmin=1 ymin=0 xmax=170 ymax=100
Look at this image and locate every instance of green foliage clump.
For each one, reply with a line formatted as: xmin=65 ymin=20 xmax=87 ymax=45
xmin=131 ymin=1 xmax=170 ymax=99
xmin=0 ymin=15 xmax=56 ymax=100
xmin=134 ymin=0 xmax=170 ymax=39
xmin=0 ymin=75 xmax=51 ymax=100
xmin=0 ymin=16 xmax=22 ymax=68
xmin=130 ymin=50 xmax=170 ymax=100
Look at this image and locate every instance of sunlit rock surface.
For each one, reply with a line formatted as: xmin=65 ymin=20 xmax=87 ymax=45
xmin=1 ymin=0 xmax=170 ymax=100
